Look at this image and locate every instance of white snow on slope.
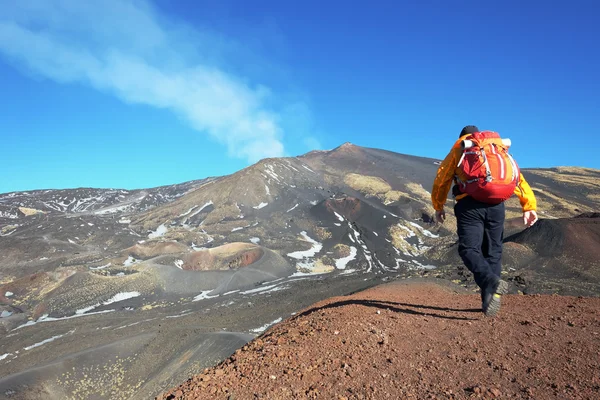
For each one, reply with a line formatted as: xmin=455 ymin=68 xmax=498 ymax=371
xmin=411 ymin=260 xmax=436 ymax=270
xmin=75 ymin=292 xmax=141 ymax=315
xmin=5 ymin=292 xmax=13 ymax=297
xmin=250 ymin=237 xmax=260 ymax=244
xmin=174 ymin=260 xmax=184 ymax=269
xmin=250 ymin=317 xmax=283 ymax=334
xmin=334 ymin=212 xmax=344 ymax=222
xmin=178 ymin=205 xmax=198 ymax=217
xmin=193 ymin=290 xmax=219 ymax=301
xmin=408 ymin=221 xmax=439 ymax=238
xmin=253 ymin=202 xmax=268 ymax=210
xmin=89 ymin=263 xmax=111 ymax=270
xmin=265 ymin=185 xmax=271 ymax=196
xmin=94 ymin=203 xmax=134 ymax=215
xmin=0 ymin=211 xmax=18 ymax=219
xmin=264 ymin=164 xmax=281 ymax=182
xmin=186 ymin=201 xmax=214 ymax=221
xmin=24 ymin=330 xmax=75 ymax=351
xmin=396 ymin=224 xmax=416 ymax=238
xmin=348 ymin=222 xmax=373 ymax=272
xmin=123 ymin=256 xmax=137 ymax=266
xmin=302 ymin=164 xmax=315 ymax=173
xmin=287 ymin=231 xmax=323 ymax=259
xmin=15 ymin=310 xmax=115 ymax=330
xmin=148 ymin=224 xmax=168 ymax=239
xmin=287 ymin=204 xmax=299 ymax=212
xmin=104 ymin=292 xmax=140 ymax=305
xmin=240 ymin=284 xmax=279 ymax=295
xmin=335 ymin=246 xmax=358 ymax=269
xmin=0 ymin=353 xmax=11 ymax=361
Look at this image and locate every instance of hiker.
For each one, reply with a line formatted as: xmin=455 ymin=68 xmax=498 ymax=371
xmin=431 ymin=125 xmax=538 ymax=317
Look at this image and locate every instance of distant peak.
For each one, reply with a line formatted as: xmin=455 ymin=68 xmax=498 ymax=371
xmin=331 ymin=142 xmax=360 ymax=154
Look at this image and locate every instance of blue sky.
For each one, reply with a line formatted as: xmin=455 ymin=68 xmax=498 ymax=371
xmin=1 ymin=0 xmax=598 ymax=193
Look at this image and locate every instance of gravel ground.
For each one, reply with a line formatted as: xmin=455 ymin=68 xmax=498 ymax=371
xmin=160 ymin=281 xmax=600 ymax=400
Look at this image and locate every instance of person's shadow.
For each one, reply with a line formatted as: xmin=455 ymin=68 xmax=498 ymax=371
xmin=293 ymin=299 xmax=481 ymax=321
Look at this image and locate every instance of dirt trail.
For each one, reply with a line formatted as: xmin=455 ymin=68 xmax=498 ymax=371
xmin=160 ymin=281 xmax=600 ymax=400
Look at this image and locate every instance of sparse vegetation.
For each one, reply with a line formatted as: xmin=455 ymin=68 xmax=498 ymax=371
xmin=18 ymin=207 xmax=46 ymax=216
xmin=333 ymin=244 xmax=351 ymax=258
xmin=344 ymin=173 xmax=392 ymax=196
xmin=314 ymin=226 xmax=332 ymax=241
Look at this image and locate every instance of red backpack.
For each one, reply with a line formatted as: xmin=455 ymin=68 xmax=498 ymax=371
xmin=456 ymin=131 xmax=520 ymax=204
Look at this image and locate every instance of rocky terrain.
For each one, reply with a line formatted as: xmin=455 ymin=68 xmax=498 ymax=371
xmin=161 ymin=280 xmax=600 ymax=400
xmin=1 ymin=143 xmax=599 ymax=399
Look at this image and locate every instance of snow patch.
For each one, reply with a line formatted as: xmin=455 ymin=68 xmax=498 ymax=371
xmin=408 ymin=221 xmax=439 ymax=238
xmin=253 ymin=202 xmax=268 ymax=210
xmin=75 ymin=292 xmax=141 ymax=315
xmin=302 ymin=164 xmax=315 ymax=173
xmin=174 ymin=260 xmax=184 ymax=269
xmin=193 ymin=291 xmax=219 ymax=302
xmin=123 ymin=256 xmax=137 ymax=267
xmin=15 ymin=310 xmax=116 ymax=330
xmin=265 ymin=185 xmax=271 ymax=196
xmin=148 ymin=224 xmax=168 ymax=239
xmin=178 ymin=206 xmax=198 ymax=217
xmin=287 ymin=204 xmax=299 ymax=212
xmin=186 ymin=201 xmax=213 ymax=220
xmin=287 ymin=231 xmax=323 ymax=260
xmin=334 ymin=212 xmax=344 ymax=222
xmin=250 ymin=317 xmax=283 ymax=334
xmin=94 ymin=203 xmax=133 ymax=215
xmin=89 ymin=263 xmax=111 ymax=270
xmin=119 ymin=218 xmax=131 ymax=224
xmin=5 ymin=292 xmax=13 ymax=297
xmin=24 ymin=330 xmax=75 ymax=351
xmin=0 ymin=353 xmax=11 ymax=361
xmin=335 ymin=246 xmax=358 ymax=269
xmin=1 ymin=311 xmax=13 ymax=318
xmin=411 ymin=260 xmax=436 ymax=270
xmin=103 ymin=292 xmax=140 ymax=305
xmin=250 ymin=237 xmax=260 ymax=244
xmin=240 ymin=284 xmax=279 ymax=295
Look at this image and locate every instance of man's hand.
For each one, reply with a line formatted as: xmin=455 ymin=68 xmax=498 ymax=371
xmin=523 ymin=210 xmax=538 ymax=227
xmin=435 ymin=209 xmax=446 ymax=224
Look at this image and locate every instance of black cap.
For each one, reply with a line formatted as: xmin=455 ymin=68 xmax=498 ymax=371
xmin=460 ymin=125 xmax=479 ymax=138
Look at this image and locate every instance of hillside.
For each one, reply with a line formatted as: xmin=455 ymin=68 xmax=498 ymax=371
xmin=160 ymin=281 xmax=600 ymax=400
xmin=1 ymin=143 xmax=599 ymax=399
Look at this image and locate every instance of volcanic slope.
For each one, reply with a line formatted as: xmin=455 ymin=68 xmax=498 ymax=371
xmin=1 ymin=143 xmax=599 ymax=400
xmin=161 ymin=280 xmax=600 ymax=400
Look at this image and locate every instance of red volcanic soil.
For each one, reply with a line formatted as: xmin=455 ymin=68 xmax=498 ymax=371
xmin=160 ymin=281 xmax=600 ymax=400
xmin=183 ymin=243 xmax=264 ymax=271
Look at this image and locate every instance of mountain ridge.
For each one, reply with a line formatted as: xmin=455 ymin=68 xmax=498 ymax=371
xmin=1 ymin=143 xmax=599 ymax=399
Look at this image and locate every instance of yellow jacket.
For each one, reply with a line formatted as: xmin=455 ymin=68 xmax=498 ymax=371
xmin=431 ymin=136 xmax=537 ymax=212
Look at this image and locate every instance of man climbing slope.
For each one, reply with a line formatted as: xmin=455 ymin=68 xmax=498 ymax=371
xmin=432 ymin=125 xmax=538 ymax=317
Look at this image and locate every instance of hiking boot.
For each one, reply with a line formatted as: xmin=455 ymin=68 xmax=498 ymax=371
xmin=482 ymin=279 xmax=509 ymax=317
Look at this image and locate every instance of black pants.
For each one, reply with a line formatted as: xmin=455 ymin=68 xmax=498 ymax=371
xmin=454 ymin=196 xmax=505 ymax=297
